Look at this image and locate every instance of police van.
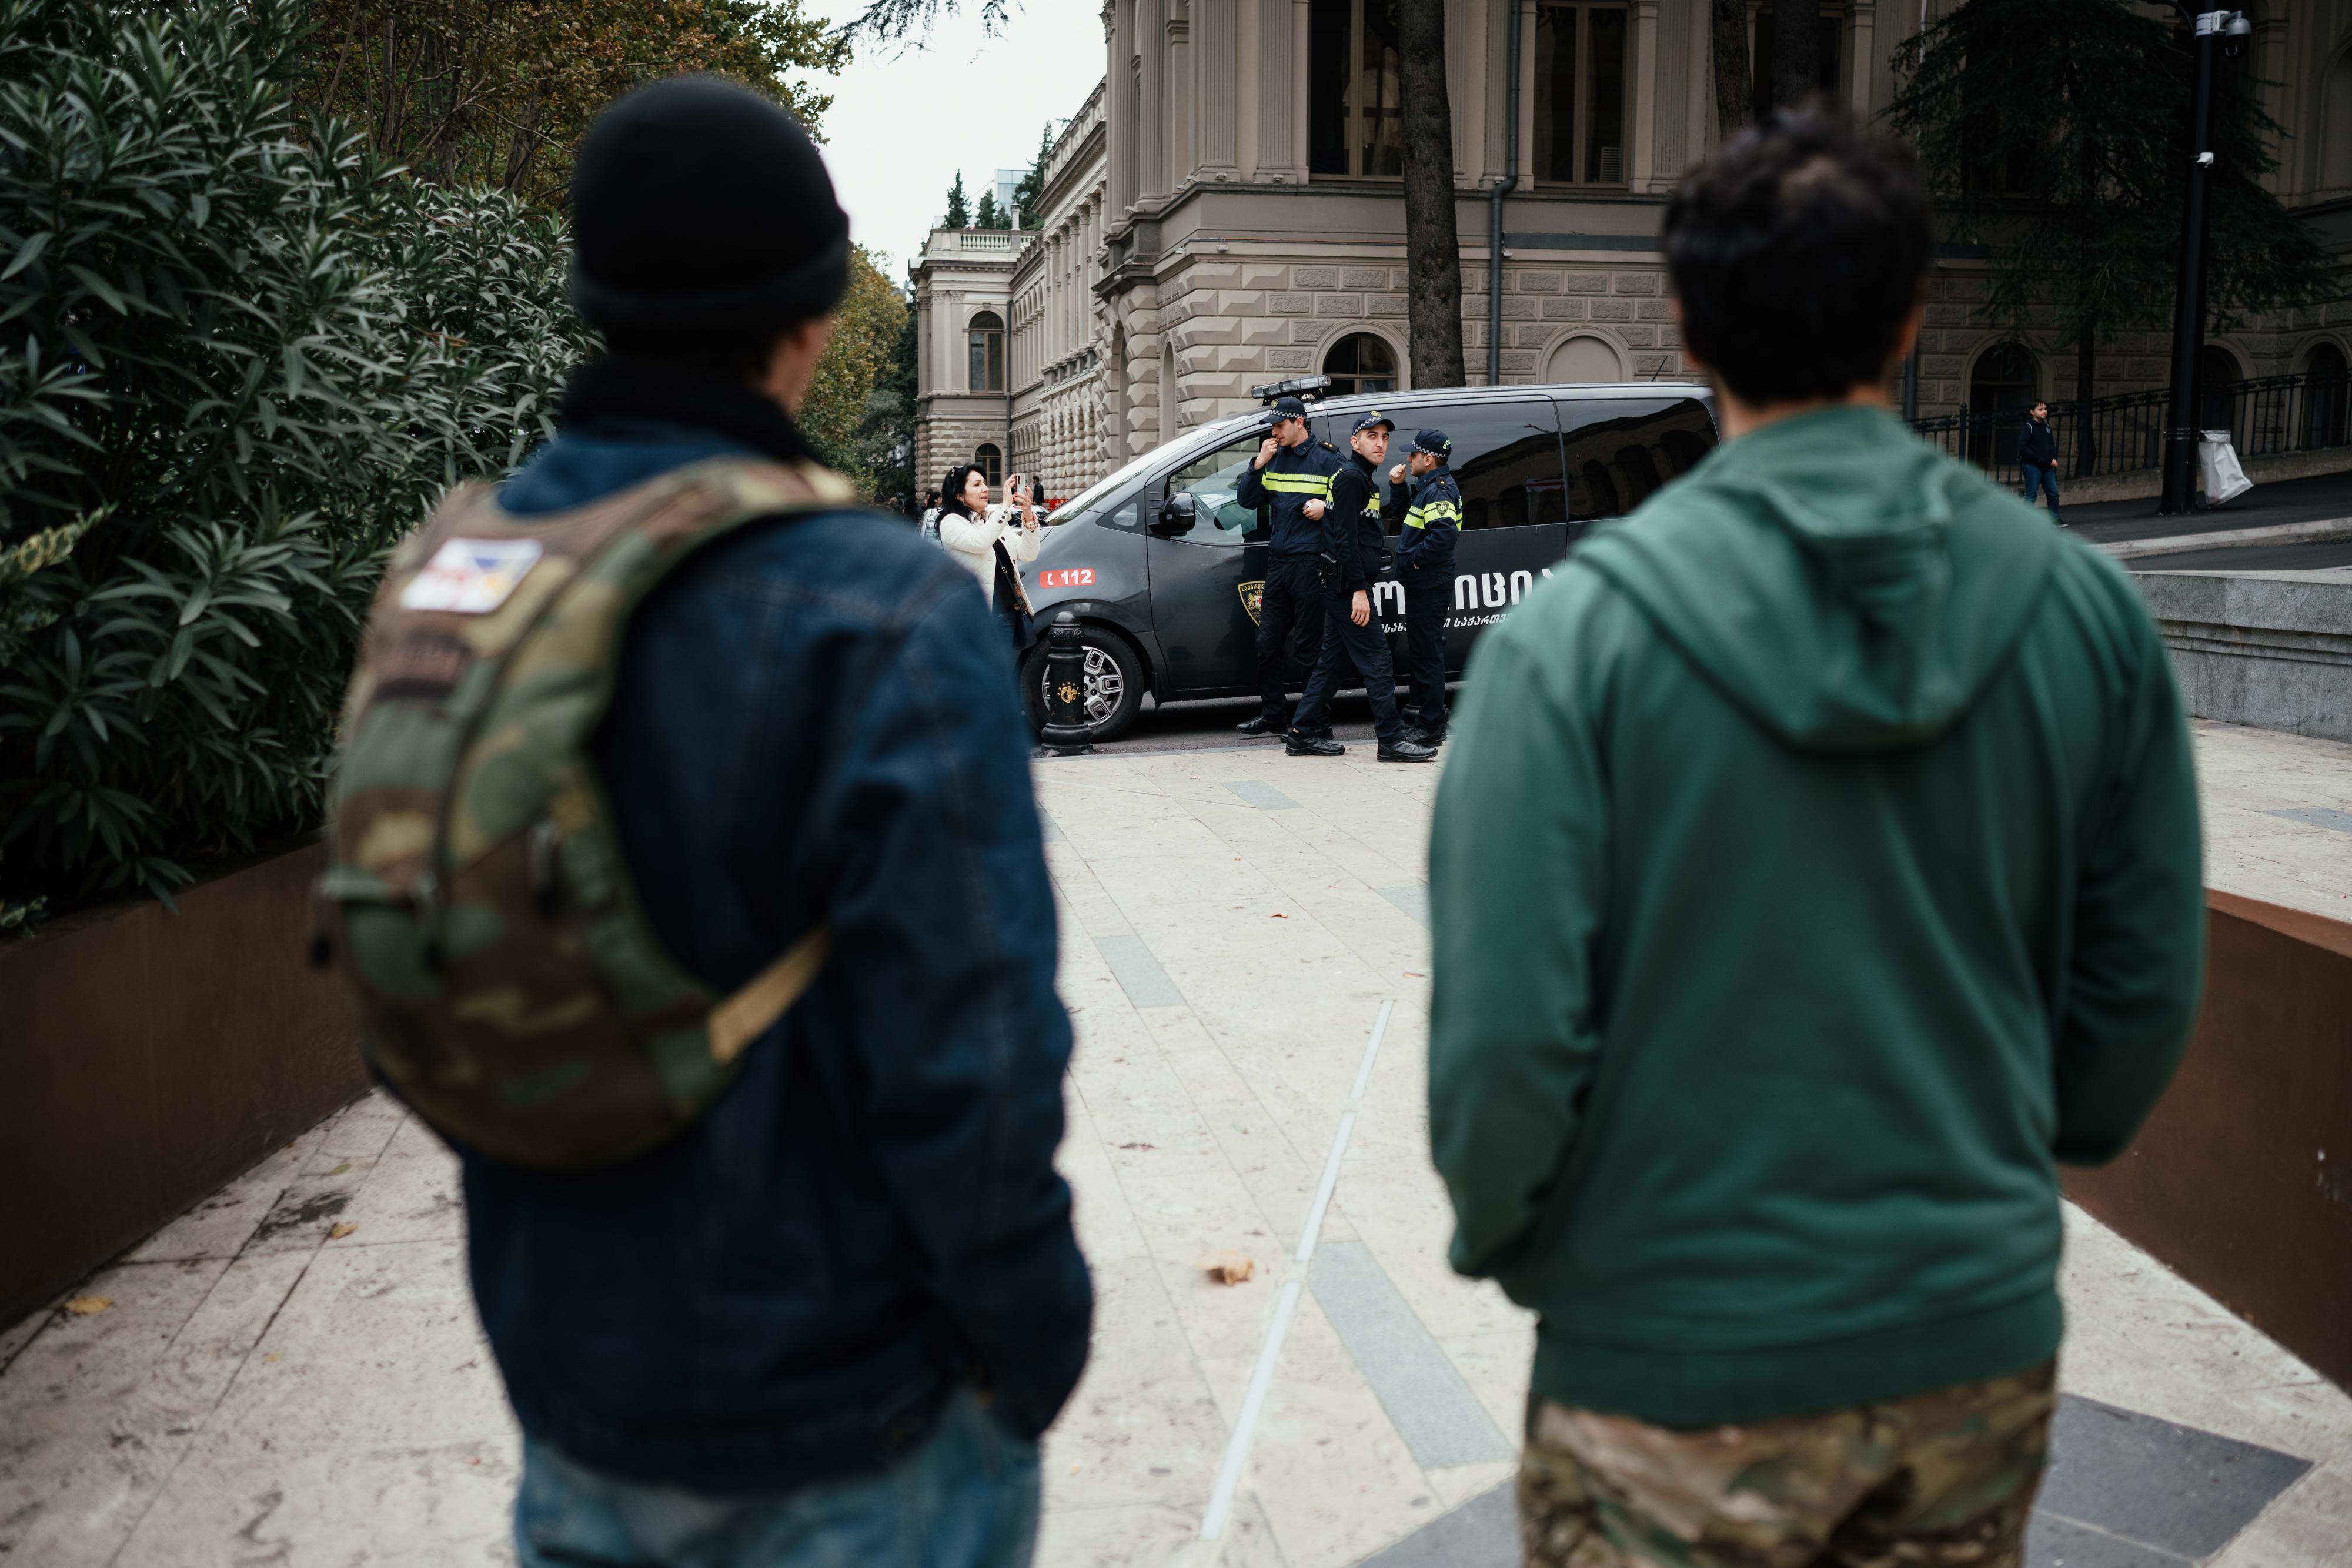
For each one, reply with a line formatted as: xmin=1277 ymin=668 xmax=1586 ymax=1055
xmin=1020 ymin=380 xmax=1719 ymax=743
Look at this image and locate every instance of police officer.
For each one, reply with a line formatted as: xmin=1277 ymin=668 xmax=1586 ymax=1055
xmin=1284 ymin=413 xmax=1438 ymax=763
xmin=1385 ymin=428 xmax=1461 ymax=745
xmin=1235 ymin=396 xmax=1342 ymax=737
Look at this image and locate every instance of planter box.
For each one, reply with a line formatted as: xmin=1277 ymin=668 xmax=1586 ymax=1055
xmin=0 ymin=842 xmax=368 ymax=1326
xmin=2065 ymin=890 xmax=2352 ymax=1390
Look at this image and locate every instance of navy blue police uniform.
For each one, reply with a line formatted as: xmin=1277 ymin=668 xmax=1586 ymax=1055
xmin=1234 ymin=397 xmax=1344 ymax=731
xmin=1291 ymin=414 xmax=1413 ymax=751
xmin=1384 ymin=430 xmax=1460 ymax=740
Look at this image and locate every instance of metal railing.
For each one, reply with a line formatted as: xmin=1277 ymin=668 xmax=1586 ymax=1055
xmin=1911 ymin=370 xmax=2351 ymax=488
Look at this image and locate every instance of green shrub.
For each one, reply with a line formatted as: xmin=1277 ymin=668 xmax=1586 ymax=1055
xmin=0 ymin=0 xmax=592 ymax=921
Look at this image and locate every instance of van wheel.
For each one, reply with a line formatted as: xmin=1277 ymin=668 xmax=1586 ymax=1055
xmin=1023 ymin=624 xmax=1145 ymax=744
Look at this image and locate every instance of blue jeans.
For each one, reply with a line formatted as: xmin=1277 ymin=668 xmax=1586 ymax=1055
xmin=2020 ymin=463 xmax=2062 ymax=519
xmin=513 ymin=1391 xmax=1041 ymax=1568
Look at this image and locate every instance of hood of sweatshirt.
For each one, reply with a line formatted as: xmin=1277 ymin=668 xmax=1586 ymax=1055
xmin=1574 ymin=404 xmax=2061 ymax=755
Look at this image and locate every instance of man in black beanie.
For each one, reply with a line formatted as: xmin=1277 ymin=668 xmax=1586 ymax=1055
xmin=456 ymin=77 xmax=1091 ymax=1567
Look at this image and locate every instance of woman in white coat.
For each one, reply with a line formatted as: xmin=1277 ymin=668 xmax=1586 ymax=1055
xmin=936 ymin=463 xmax=1042 ymax=651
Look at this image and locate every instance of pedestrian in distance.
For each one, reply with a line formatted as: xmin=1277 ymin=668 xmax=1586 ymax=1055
xmin=2020 ymin=399 xmax=2064 ymax=525
xmin=937 ymin=463 xmax=1043 ymax=652
xmin=920 ymin=487 xmax=944 ymax=543
xmin=328 ymin=76 xmax=1089 ymax=1568
xmin=1427 ymin=109 xmax=2204 ymax=1568
xmin=1284 ymin=412 xmax=1436 ymax=762
xmin=1234 ymin=394 xmax=1342 ymax=737
xmin=1385 ymin=430 xmax=1461 ymax=745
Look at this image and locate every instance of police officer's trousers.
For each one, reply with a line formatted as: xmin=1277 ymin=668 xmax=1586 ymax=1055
xmin=1291 ymin=585 xmax=1405 ymax=743
xmin=1400 ymin=583 xmax=1448 ymax=734
xmin=1255 ymin=556 xmax=1326 ymax=724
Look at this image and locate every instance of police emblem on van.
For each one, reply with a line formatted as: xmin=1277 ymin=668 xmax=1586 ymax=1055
xmin=1238 ymin=580 xmax=1265 ymax=626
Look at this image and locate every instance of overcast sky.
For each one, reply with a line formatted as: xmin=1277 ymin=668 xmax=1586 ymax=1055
xmin=802 ymin=0 xmax=1108 ymax=283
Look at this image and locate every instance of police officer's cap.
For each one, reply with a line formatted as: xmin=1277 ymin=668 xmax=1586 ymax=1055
xmin=1260 ymin=396 xmax=1309 ymax=427
xmin=1412 ymin=429 xmax=1452 ymax=458
xmin=1351 ymin=410 xmax=1395 ymax=436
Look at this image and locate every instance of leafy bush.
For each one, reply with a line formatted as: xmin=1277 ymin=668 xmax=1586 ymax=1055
xmin=0 ymin=0 xmax=593 ymax=921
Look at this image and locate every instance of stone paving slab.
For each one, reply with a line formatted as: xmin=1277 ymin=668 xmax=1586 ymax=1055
xmin=2192 ymin=720 xmax=2352 ymax=921
xmin=3 ymin=726 xmax=2348 ymax=1566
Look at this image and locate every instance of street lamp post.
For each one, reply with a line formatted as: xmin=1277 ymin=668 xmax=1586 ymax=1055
xmin=2159 ymin=8 xmax=2252 ymax=515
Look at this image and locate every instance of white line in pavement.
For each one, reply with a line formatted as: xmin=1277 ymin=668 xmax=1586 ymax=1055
xmin=1198 ymin=1000 xmax=1396 ymax=1544
xmin=1198 ymin=1278 xmax=1302 ymax=1544
xmin=1350 ymin=998 xmax=1395 ymax=1101
xmin=1295 ymin=1112 xmax=1356 ymax=1264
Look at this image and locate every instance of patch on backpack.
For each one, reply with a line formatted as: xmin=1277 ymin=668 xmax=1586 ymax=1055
xmin=400 ymin=539 xmax=543 ymax=614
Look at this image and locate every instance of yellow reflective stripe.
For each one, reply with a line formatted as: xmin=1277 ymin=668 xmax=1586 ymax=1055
xmin=1257 ymin=473 xmax=1333 ymax=494
xmin=1401 ymin=514 xmax=1428 ymax=530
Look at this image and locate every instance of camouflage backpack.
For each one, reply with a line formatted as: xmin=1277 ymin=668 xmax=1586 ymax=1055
xmin=318 ymin=456 xmax=855 ymax=1170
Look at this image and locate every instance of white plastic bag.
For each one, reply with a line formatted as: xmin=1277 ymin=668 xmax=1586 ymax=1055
xmin=2197 ymin=431 xmax=2253 ymax=504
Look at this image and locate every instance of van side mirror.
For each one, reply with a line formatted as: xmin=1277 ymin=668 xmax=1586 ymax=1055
xmin=1152 ymin=492 xmax=1197 ymax=534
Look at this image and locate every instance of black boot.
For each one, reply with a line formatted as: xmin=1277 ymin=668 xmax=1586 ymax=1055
xmin=1236 ymin=713 xmax=1284 ymax=736
xmin=1404 ymin=724 xmax=1446 ymax=747
xmin=1377 ymin=738 xmax=1438 ymax=763
xmin=1284 ymin=730 xmax=1346 ymax=757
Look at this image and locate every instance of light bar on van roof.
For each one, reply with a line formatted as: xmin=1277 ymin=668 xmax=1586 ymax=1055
xmin=1249 ymin=376 xmax=1333 ymax=406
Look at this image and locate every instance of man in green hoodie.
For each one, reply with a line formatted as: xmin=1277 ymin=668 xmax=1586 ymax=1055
xmin=1426 ymin=112 xmax=2205 ymax=1567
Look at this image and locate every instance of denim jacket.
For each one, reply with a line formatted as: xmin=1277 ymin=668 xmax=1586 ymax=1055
xmin=457 ymin=414 xmax=1092 ymax=1495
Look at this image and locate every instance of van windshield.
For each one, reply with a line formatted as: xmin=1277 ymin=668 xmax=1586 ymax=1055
xmin=1045 ymin=416 xmax=1258 ymax=523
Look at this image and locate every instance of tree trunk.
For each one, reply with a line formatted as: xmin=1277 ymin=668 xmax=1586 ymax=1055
xmin=1395 ymin=0 xmax=1466 ymax=388
xmin=2073 ymin=121 xmax=2099 ymax=479
xmin=2075 ymin=315 xmax=2098 ymax=479
xmin=1772 ymin=1 xmax=1819 ymax=119
xmin=1710 ymin=0 xmax=1752 ymax=138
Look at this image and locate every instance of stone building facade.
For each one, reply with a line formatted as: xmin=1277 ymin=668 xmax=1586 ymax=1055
xmin=911 ymin=0 xmax=2352 ymax=497
xmin=1009 ymin=85 xmax=1112 ymax=505
xmin=908 ymin=226 xmax=1024 ymax=496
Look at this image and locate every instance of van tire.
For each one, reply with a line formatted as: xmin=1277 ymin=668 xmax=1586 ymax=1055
xmin=1022 ymin=624 xmax=1146 ymax=744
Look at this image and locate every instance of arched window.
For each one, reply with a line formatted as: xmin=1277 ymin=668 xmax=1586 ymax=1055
xmin=1323 ymin=333 xmax=1398 ymax=396
xmin=2320 ymin=48 xmax=2352 ymax=195
xmin=1967 ymin=342 xmax=2039 ymax=466
xmin=974 ymin=443 xmax=1002 ymax=486
xmin=2303 ymin=342 xmax=2348 ymax=450
xmin=1545 ymin=334 xmax=1625 ymax=384
xmin=968 ymin=312 xmax=1005 ymax=392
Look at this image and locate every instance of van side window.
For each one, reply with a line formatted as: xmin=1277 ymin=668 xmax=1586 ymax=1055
xmin=1404 ymin=401 xmax=1567 ymax=531
xmin=1089 ymin=489 xmax=1147 ymax=532
xmin=1160 ymin=433 xmax=1272 ymax=545
xmin=1559 ymin=399 xmax=1717 ymax=523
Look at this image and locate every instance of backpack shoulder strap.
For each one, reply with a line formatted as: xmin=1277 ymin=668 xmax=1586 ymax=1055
xmin=710 ymin=927 xmax=832 ymax=1064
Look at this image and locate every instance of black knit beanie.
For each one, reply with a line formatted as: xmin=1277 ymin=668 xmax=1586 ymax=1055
xmin=569 ymin=76 xmax=851 ymax=356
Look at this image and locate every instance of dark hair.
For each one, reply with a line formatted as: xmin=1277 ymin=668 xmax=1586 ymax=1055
xmin=1663 ymin=109 xmax=1929 ymax=404
xmin=939 ymin=464 xmax=989 ymax=521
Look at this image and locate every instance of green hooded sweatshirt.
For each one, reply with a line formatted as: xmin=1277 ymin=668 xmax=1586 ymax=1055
xmin=1427 ymin=405 xmax=2204 ymax=1427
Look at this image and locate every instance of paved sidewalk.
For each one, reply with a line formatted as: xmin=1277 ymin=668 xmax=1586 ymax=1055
xmin=2069 ymin=469 xmax=2352 ymax=546
xmin=4 ymin=727 xmax=2348 ymax=1567
xmin=2194 ymin=720 xmax=2352 ymax=921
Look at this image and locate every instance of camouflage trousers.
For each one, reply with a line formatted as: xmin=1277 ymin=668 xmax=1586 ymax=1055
xmin=1518 ymin=1361 xmax=2057 ymax=1568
